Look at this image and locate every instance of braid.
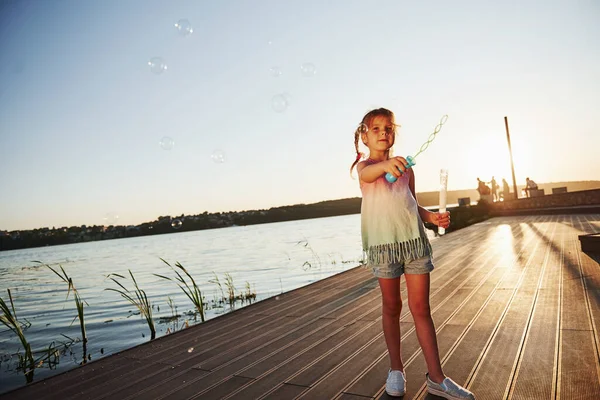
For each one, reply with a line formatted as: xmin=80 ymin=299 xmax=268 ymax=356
xmin=350 ymin=126 xmax=363 ymax=177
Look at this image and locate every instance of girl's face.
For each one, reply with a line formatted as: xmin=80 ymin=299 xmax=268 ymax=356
xmin=361 ymin=115 xmax=395 ymax=152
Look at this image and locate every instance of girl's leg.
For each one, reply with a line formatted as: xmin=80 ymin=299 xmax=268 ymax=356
xmin=378 ymin=277 xmax=404 ymax=371
xmin=404 ymin=273 xmax=445 ymax=382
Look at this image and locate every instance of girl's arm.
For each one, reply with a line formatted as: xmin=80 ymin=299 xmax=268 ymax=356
xmin=357 ymin=157 xmax=410 ymax=183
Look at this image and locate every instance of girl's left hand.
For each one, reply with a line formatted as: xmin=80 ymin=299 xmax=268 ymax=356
xmin=432 ymin=211 xmax=450 ymax=228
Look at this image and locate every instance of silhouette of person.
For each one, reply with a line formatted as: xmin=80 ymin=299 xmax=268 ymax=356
xmin=525 ymin=177 xmax=538 ymax=197
xmin=502 ymin=178 xmax=511 ymax=200
xmin=477 ymin=178 xmax=490 ymax=196
xmin=489 ymin=176 xmax=498 ymax=202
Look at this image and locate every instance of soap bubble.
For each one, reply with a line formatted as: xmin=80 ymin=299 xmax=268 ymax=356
xmin=300 ymin=62 xmax=316 ymax=77
xmin=211 ymin=149 xmax=226 ymax=163
xmin=159 ymin=137 xmax=175 ymax=150
xmin=271 ymin=94 xmax=289 ymax=113
xmin=187 ymin=347 xmax=194 ymax=353
xmin=275 ymin=296 xmax=280 ymax=301
xmin=171 ymin=219 xmax=182 ymax=229
xmin=174 ymin=19 xmax=193 ymax=36
xmin=269 ymin=67 xmax=282 ymax=77
xmin=103 ymin=213 xmax=120 ymax=226
xmin=357 ymin=123 xmax=368 ymax=135
xmin=148 ymin=57 xmax=167 ymax=74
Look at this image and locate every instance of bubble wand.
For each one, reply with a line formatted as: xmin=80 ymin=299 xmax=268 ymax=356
xmin=384 ymin=115 xmax=448 ymax=183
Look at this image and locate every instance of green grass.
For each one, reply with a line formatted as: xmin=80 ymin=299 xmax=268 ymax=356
xmin=154 ymin=259 xmax=205 ymax=322
xmin=0 ymin=289 xmax=35 ymax=383
xmin=37 ymin=261 xmax=89 ymax=362
xmin=106 ymin=270 xmax=156 ymax=339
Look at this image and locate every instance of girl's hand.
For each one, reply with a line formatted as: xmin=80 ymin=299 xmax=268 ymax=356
xmin=383 ymin=157 xmax=409 ymax=178
xmin=431 ymin=211 xmax=451 ymax=229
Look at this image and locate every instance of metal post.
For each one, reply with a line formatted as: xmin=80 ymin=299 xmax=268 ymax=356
xmin=504 ymin=116 xmax=518 ymax=199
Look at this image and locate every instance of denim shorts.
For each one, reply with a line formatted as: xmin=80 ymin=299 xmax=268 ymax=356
xmin=370 ymin=256 xmax=435 ymax=279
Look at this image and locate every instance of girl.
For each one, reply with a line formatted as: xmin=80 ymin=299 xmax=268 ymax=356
xmin=350 ymin=108 xmax=475 ymax=399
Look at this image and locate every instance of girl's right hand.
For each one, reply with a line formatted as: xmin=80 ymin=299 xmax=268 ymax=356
xmin=383 ymin=157 xmax=409 ymax=178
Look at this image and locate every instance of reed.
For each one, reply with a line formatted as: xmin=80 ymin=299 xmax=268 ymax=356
xmin=154 ymin=258 xmax=205 ymax=322
xmin=224 ymin=273 xmax=236 ymax=305
xmin=209 ymin=272 xmax=225 ymax=301
xmin=39 ymin=261 xmax=89 ymax=362
xmin=106 ymin=270 xmax=156 ymax=339
xmin=0 ymin=289 xmax=35 ymax=383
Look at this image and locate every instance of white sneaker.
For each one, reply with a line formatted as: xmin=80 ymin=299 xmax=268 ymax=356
xmin=426 ymin=373 xmax=475 ymax=399
xmin=386 ymin=368 xmax=406 ymax=397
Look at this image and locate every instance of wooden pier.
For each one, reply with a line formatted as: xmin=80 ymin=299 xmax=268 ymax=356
xmin=3 ymin=214 xmax=600 ymax=399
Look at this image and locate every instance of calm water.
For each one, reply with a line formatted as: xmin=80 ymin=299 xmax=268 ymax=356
xmin=0 ymin=214 xmax=409 ymax=394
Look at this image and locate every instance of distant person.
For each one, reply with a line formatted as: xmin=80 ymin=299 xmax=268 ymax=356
xmin=525 ymin=177 xmax=538 ymax=197
xmin=489 ymin=176 xmax=499 ymax=201
xmin=502 ymin=178 xmax=511 ymax=200
xmin=350 ymin=107 xmax=474 ymax=399
xmin=477 ymin=177 xmax=490 ymax=196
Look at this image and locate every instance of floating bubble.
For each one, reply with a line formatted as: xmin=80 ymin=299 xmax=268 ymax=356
xmin=148 ymin=57 xmax=167 ymax=74
xmin=171 ymin=219 xmax=183 ymax=229
xmin=300 ymin=62 xmax=316 ymax=77
xmin=275 ymin=296 xmax=280 ymax=301
xmin=211 ymin=149 xmax=226 ymax=163
xmin=174 ymin=19 xmax=193 ymax=36
xmin=187 ymin=347 xmax=194 ymax=353
xmin=357 ymin=123 xmax=369 ymax=135
xmin=103 ymin=213 xmax=120 ymax=226
xmin=159 ymin=136 xmax=175 ymax=150
xmin=269 ymin=67 xmax=282 ymax=77
xmin=282 ymin=92 xmax=292 ymax=105
xmin=271 ymin=94 xmax=289 ymax=113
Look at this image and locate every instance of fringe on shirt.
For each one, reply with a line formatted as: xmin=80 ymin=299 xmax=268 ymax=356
xmin=362 ymin=236 xmax=432 ymax=267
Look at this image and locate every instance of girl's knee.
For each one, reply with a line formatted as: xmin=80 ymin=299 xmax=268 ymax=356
xmin=408 ymin=299 xmax=431 ymax=319
xmin=382 ymin=299 xmax=402 ymax=319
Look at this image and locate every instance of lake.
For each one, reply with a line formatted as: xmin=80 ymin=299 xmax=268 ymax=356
xmin=0 ymin=214 xmax=437 ymax=394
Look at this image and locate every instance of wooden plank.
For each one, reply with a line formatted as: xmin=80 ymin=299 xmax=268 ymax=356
xmin=559 ymin=329 xmax=600 ymax=399
xmin=507 ymin=218 xmax=565 ymax=400
xmin=261 ymin=383 xmax=309 ymax=400
xmin=170 ymin=375 xmax=253 ymax=400
xmin=225 ymin=323 xmax=379 ymax=400
xmin=467 ymin=221 xmax=556 ymax=398
xmin=60 ymin=361 xmax=176 ymax=399
xmin=91 ymin=365 xmax=184 ymax=400
xmin=126 ymin=368 xmax=210 ymax=400
xmin=4 ymin=355 xmax=142 ymax=400
xmin=143 ymin=293 xmax=385 ymax=399
xmin=162 ymin=281 xmax=378 ymax=369
xmin=507 ymin=289 xmax=559 ymax=399
xmin=200 ymin=292 xmax=382 ymax=370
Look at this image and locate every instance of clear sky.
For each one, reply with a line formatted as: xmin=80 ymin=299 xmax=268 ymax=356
xmin=1 ymin=0 xmax=598 ymax=231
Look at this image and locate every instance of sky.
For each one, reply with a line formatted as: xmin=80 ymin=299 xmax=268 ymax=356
xmin=0 ymin=0 xmax=599 ymax=231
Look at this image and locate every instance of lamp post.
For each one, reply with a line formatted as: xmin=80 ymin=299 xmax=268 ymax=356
xmin=504 ymin=116 xmax=518 ymax=199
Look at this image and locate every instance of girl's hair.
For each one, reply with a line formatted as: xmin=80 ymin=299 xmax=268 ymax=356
xmin=349 ymin=107 xmax=398 ymax=176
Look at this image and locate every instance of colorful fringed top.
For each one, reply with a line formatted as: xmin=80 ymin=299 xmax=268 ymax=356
xmin=360 ymin=158 xmax=432 ymax=266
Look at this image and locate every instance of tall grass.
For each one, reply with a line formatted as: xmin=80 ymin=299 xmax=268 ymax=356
xmin=0 ymin=289 xmax=35 ymax=383
xmin=154 ymin=258 xmax=205 ymax=322
xmin=38 ymin=261 xmax=89 ymax=362
xmin=224 ymin=273 xmax=236 ymax=305
xmin=106 ymin=270 xmax=156 ymax=339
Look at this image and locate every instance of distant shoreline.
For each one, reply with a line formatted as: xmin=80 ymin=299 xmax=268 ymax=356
xmin=2 ymin=180 xmax=598 ymax=252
